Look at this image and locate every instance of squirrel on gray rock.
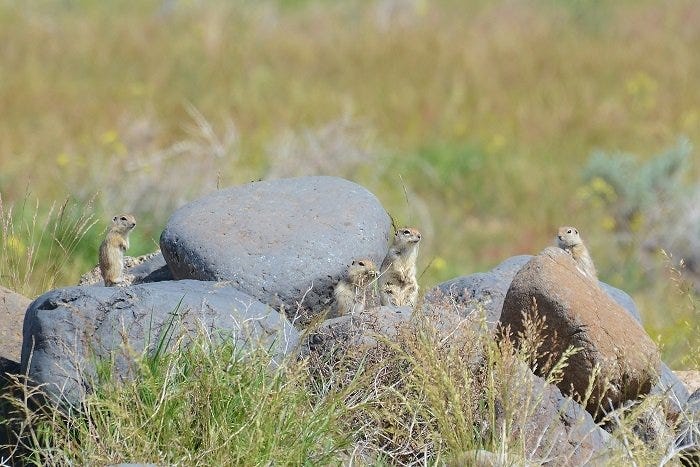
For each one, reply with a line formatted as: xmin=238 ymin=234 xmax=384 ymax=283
xmin=99 ymin=214 xmax=136 ymax=286
xmin=379 ymin=227 xmax=421 ymax=307
xmin=333 ymin=258 xmax=379 ymax=316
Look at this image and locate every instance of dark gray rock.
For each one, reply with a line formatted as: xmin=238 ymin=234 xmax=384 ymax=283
xmin=496 ymin=362 xmax=616 ymax=465
xmin=0 ymin=356 xmax=20 ymax=463
xmin=126 ymin=252 xmax=173 ymax=283
xmin=160 ymin=176 xmax=391 ymax=325
xmin=422 ymin=255 xmax=531 ymax=332
xmin=677 ymin=389 xmax=700 ymax=465
xmin=78 ymin=251 xmax=173 ymax=286
xmin=21 ymin=280 xmax=298 ymax=408
xmin=648 ymin=362 xmax=691 ymax=418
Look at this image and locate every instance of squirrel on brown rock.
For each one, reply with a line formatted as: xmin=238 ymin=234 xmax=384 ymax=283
xmin=556 ymin=225 xmax=597 ymax=281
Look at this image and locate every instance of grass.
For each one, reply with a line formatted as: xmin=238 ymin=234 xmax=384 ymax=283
xmin=0 ymin=193 xmax=97 ymax=297
xmin=3 ymin=336 xmax=351 ymax=466
xmin=3 ymin=306 xmax=696 ymax=465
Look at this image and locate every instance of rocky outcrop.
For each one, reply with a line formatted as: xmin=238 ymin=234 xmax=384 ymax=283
xmin=422 ymin=255 xmax=532 ymax=332
xmin=21 ymin=280 xmax=298 ymax=408
xmin=0 ymin=286 xmax=31 ymax=362
xmin=160 ymin=176 xmax=391 ymax=325
xmin=500 ymin=248 xmax=661 ymax=415
xmin=306 ymin=306 xmax=412 ymax=357
xmin=78 ymin=251 xmax=173 ymax=286
xmin=423 ymin=255 xmax=643 ymax=336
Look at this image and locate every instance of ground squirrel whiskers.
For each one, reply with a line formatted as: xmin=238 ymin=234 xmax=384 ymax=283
xmin=333 ymin=258 xmax=379 ymax=316
xmin=379 ymin=226 xmax=421 ymax=307
xmin=556 ymin=225 xmax=597 ymax=281
xmin=99 ymin=214 xmax=136 ymax=286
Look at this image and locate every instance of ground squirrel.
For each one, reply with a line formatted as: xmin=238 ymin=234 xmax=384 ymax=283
xmin=556 ymin=225 xmax=597 ymax=281
xmin=379 ymin=227 xmax=421 ymax=307
xmin=99 ymin=214 xmax=136 ymax=286
xmin=333 ymin=258 xmax=379 ymax=316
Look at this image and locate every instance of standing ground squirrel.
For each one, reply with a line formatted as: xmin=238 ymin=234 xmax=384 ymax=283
xmin=379 ymin=227 xmax=421 ymax=307
xmin=333 ymin=258 xmax=379 ymax=316
xmin=99 ymin=214 xmax=136 ymax=286
xmin=556 ymin=226 xmax=597 ymax=281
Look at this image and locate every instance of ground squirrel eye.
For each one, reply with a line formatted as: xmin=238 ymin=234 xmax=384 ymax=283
xmin=403 ymin=229 xmax=410 ymax=235
xmin=358 ymin=261 xmax=365 ymax=266
xmin=574 ymin=229 xmax=578 ymax=235
xmin=567 ymin=229 xmax=572 ymax=234
xmin=120 ymin=216 xmax=127 ymax=221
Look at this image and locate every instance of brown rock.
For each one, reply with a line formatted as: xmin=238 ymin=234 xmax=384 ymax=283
xmin=500 ymin=247 xmax=661 ymax=415
xmin=0 ymin=285 xmax=30 ymax=361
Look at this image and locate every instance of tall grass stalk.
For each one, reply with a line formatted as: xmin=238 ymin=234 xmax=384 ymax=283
xmin=0 ymin=193 xmax=97 ymax=297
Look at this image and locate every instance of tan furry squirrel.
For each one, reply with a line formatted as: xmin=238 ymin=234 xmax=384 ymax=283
xmin=99 ymin=214 xmax=136 ymax=286
xmin=333 ymin=258 xmax=379 ymax=316
xmin=379 ymin=226 xmax=421 ymax=307
xmin=556 ymin=225 xmax=597 ymax=281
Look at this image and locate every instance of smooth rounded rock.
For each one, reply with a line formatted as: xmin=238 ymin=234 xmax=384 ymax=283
xmin=500 ymin=247 xmax=661 ymax=415
xmin=21 ymin=280 xmax=298 ymax=408
xmin=160 ymin=176 xmax=391 ymax=324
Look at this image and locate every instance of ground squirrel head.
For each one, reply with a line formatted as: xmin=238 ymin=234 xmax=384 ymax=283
xmin=110 ymin=214 xmax=136 ymax=234
xmin=347 ymin=258 xmax=378 ymax=284
xmin=392 ymin=227 xmax=422 ymax=248
xmin=556 ymin=226 xmax=583 ymax=249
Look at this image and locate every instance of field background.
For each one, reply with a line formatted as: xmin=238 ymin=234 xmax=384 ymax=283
xmin=0 ymin=0 xmax=698 ymax=366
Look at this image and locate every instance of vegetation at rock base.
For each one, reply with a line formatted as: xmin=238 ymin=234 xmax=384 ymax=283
xmin=3 ymin=311 xmax=695 ymax=465
xmin=1 ymin=0 xmax=698 ymax=365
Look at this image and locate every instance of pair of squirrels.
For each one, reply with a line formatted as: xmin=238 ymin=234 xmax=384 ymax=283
xmin=333 ymin=226 xmax=422 ymax=316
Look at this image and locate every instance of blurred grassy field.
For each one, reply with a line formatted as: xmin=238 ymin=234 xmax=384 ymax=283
xmin=0 ymin=0 xmax=698 ymax=365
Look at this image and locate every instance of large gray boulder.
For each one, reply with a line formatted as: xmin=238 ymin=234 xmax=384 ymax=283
xmin=422 ymin=255 xmax=532 ymax=332
xmin=160 ymin=176 xmax=391 ymax=325
xmin=500 ymin=248 xmax=661 ymax=415
xmin=21 ymin=280 xmax=298 ymax=407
